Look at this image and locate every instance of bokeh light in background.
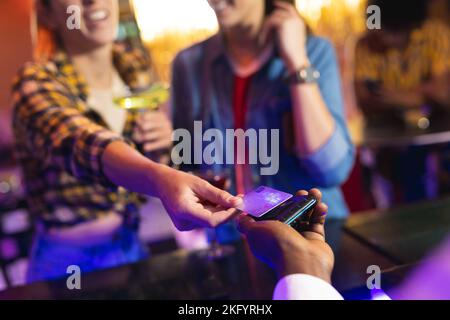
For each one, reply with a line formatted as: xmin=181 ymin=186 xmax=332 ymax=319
xmin=300 ymin=0 xmax=367 ymax=45
xmin=132 ymin=0 xmax=218 ymax=42
xmin=132 ymin=0 xmax=367 ymax=41
xmin=132 ymin=0 xmax=367 ymax=91
xmin=131 ymin=0 xmax=216 ymax=82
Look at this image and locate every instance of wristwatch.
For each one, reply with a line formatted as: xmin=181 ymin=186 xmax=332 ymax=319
xmin=285 ymin=65 xmax=320 ymax=85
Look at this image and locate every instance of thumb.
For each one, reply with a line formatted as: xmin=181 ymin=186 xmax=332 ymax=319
xmin=236 ymin=214 xmax=256 ymax=234
xmin=196 ymin=180 xmax=242 ymax=208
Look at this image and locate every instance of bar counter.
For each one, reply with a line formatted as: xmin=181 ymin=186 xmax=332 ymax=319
xmin=1 ymin=197 xmax=450 ymax=300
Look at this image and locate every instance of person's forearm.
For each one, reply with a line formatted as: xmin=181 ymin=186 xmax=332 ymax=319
xmin=286 ymin=54 xmax=335 ymax=156
xmin=101 ymin=140 xmax=168 ymax=197
xmin=290 ymin=83 xmax=335 ymax=156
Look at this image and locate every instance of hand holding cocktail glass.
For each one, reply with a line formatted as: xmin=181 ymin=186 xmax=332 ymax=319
xmin=133 ymin=109 xmax=173 ymax=161
xmin=114 ymin=83 xmax=173 ymax=162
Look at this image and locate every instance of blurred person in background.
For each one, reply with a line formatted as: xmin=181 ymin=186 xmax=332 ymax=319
xmin=355 ymin=0 xmax=449 ymax=126
xmin=355 ymin=0 xmax=450 ymax=205
xmin=171 ymin=0 xmax=355 ymax=242
xmin=12 ymin=0 xmax=242 ymax=283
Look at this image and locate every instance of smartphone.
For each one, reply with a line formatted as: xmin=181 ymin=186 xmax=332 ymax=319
xmin=239 ymin=186 xmax=318 ymax=230
xmin=265 ymin=0 xmax=296 ymax=16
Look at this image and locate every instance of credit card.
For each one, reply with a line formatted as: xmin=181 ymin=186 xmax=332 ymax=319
xmin=238 ymin=186 xmax=293 ymax=218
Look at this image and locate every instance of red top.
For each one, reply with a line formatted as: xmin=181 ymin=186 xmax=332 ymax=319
xmin=232 ymin=75 xmax=252 ymax=195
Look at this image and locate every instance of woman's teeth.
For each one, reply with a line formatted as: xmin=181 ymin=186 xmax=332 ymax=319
xmin=88 ymin=9 xmax=108 ymax=21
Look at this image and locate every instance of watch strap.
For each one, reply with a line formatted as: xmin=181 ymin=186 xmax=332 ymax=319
xmin=285 ymin=65 xmax=320 ymax=85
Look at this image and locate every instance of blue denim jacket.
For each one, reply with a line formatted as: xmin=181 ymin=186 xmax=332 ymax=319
xmin=171 ymin=34 xmax=355 ymax=219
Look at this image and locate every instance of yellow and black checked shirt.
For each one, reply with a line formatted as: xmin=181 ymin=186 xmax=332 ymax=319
xmin=12 ymin=41 xmax=152 ymax=229
xmin=355 ymin=20 xmax=450 ymax=89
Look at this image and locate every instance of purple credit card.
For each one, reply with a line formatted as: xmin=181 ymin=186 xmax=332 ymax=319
xmin=238 ymin=186 xmax=293 ymax=218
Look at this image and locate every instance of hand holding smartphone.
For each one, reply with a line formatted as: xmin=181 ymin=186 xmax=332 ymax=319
xmin=238 ymin=186 xmax=318 ymax=230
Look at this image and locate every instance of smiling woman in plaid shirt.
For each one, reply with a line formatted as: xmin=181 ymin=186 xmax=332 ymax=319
xmin=12 ymin=0 xmax=242 ymax=283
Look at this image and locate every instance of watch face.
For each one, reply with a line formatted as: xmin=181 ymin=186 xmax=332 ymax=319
xmin=299 ymin=68 xmax=309 ymax=79
xmin=289 ymin=66 xmax=320 ymax=84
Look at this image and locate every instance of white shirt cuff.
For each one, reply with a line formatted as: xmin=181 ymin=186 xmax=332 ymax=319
xmin=273 ymin=274 xmax=344 ymax=300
